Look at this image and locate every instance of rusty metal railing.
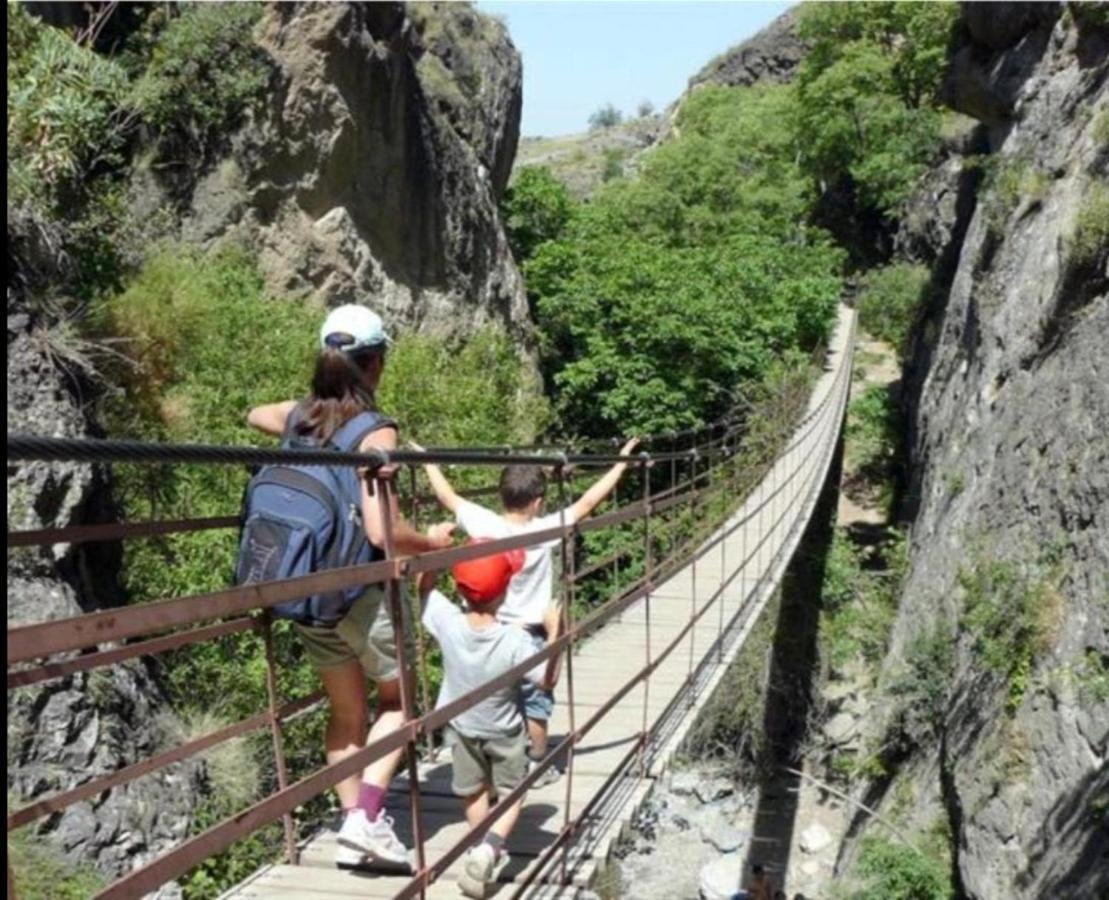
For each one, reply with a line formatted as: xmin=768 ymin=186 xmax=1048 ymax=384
xmin=6 ymin=309 xmax=854 ymax=899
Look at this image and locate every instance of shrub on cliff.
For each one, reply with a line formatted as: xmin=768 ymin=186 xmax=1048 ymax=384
xmin=856 ymin=263 xmax=931 ymax=354
xmin=131 ymin=2 xmax=269 ymax=154
xmin=7 ymin=3 xmax=130 ymax=205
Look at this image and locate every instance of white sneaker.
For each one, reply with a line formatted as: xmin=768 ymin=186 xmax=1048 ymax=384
xmin=458 ymin=843 xmax=507 ymax=898
xmin=334 ymin=842 xmax=366 ymax=868
xmin=337 ymin=809 xmax=411 ymax=869
xmin=529 ymin=757 xmax=561 ymax=789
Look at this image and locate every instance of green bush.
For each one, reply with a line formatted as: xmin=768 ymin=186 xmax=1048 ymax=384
xmin=820 ymin=528 xmax=906 ymax=672
xmin=1069 ymin=180 xmax=1109 ymax=267
xmin=887 ymin=628 xmax=954 ymax=747
xmin=502 ymin=166 xmax=576 ymax=263
xmin=981 ymin=156 xmax=1050 ymax=235
xmin=9 ymin=820 xmax=106 ymax=900
xmin=7 ymin=3 xmax=130 ymax=204
xmin=849 ymin=835 xmax=953 ymax=900
xmin=959 ymin=554 xmax=1064 ymax=714
xmin=601 ymin=147 xmax=625 ymax=182
xmin=857 ymin=263 xmax=931 ymax=353
xmin=845 ymin=384 xmax=900 ymax=505
xmin=131 ymin=2 xmax=269 ymax=152
xmin=588 ymin=103 xmax=622 ymax=130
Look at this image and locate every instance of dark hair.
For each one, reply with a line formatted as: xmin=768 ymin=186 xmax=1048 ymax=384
xmin=297 ymin=346 xmax=383 ymax=444
xmin=499 ymin=465 xmax=547 ymax=511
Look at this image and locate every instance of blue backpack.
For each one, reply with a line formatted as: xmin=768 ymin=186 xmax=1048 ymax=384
xmin=235 ymin=409 xmax=393 ymax=627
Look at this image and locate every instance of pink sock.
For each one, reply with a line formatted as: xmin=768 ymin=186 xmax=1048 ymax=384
xmin=356 ymin=783 xmax=386 ymax=820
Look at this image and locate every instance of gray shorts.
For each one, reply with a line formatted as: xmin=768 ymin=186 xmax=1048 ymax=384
xmin=446 ymin=725 xmax=528 ymax=798
xmin=294 ymin=585 xmax=412 ymax=682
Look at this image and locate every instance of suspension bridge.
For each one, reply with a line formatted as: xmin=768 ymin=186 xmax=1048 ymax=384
xmin=6 ymin=305 xmax=855 ymax=899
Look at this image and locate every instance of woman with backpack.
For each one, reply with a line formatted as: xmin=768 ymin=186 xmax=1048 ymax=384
xmin=246 ymin=304 xmax=454 ymax=871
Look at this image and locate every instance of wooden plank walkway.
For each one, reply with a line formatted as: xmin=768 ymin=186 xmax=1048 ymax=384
xmin=223 ymin=307 xmax=855 ymax=900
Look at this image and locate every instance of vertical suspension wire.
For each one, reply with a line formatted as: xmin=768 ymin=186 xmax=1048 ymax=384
xmin=686 ymin=448 xmax=698 ymax=699
xmin=554 ymin=462 xmax=579 ymax=885
xmin=407 ymin=466 xmax=436 ymax=762
xmin=638 ymin=455 xmax=653 ymax=776
xmin=260 ymin=612 xmax=298 ymax=865
xmin=374 ymin=473 xmax=427 ymax=896
xmin=717 ymin=430 xmax=730 ymax=663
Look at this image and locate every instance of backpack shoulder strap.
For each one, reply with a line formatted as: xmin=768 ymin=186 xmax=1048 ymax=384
xmin=330 ymin=410 xmax=397 ymax=453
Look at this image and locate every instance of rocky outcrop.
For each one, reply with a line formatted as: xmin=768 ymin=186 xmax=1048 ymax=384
xmin=132 ymin=1 xmax=529 ymax=343
xmin=7 ymin=213 xmax=199 ymax=896
xmin=857 ymin=6 xmax=1109 ymax=898
xmin=687 ymin=9 xmax=806 ymax=92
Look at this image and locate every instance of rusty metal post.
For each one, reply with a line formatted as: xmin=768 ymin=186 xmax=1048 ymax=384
xmin=375 ymin=474 xmax=427 ymax=895
xmin=554 ymin=464 xmax=579 ymax=885
xmin=407 ymin=466 xmax=436 ymax=762
xmin=638 ymin=457 xmax=653 ymax=777
xmin=260 ymin=613 xmax=298 ymax=865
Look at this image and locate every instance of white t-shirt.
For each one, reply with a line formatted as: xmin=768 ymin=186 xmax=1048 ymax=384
xmin=454 ymin=499 xmax=578 ymax=627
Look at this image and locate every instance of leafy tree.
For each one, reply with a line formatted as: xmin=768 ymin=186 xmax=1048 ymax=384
xmin=526 ymin=82 xmax=843 ymax=438
xmin=793 ymin=1 xmax=958 ymax=214
xmin=501 ymin=166 xmax=576 ymax=262
xmin=588 ymin=103 xmax=623 ymax=130
xmin=637 ymin=99 xmax=655 ymax=118
xmin=795 ymin=40 xmax=941 ymax=213
xmin=798 ymin=2 xmax=959 ymax=107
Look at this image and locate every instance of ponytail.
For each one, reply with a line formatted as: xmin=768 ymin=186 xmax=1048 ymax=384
xmin=297 ymin=346 xmax=381 ymax=444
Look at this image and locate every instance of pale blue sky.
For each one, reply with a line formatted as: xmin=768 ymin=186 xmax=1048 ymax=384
xmin=477 ymin=1 xmax=792 ymax=137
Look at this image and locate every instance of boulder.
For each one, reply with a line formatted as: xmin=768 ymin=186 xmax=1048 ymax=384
xmin=799 ymin=823 xmax=833 ymax=855
xmin=699 ymin=854 xmax=744 ymax=900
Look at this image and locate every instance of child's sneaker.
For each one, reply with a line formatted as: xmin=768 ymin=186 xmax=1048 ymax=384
xmin=337 ymin=809 xmax=411 ymax=870
xmin=529 ymin=756 xmax=561 ymax=789
xmin=458 ymin=843 xmax=508 ymax=898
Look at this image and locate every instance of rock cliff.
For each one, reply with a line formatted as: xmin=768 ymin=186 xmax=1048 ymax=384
xmin=133 ymin=1 xmax=529 ymax=342
xmin=852 ymin=6 xmax=1109 ymax=897
xmin=7 ymin=212 xmax=199 ymax=896
xmin=687 ymin=9 xmax=806 ymax=92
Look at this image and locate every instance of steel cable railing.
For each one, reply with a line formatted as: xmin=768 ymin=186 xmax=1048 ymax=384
xmin=5 ymin=307 xmax=855 ymax=900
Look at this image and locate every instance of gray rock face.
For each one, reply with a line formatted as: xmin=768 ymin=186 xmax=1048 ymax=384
xmin=688 ymin=9 xmax=807 ymax=91
xmin=7 ymin=216 xmax=199 ymax=892
xmin=873 ymin=9 xmax=1109 ymax=899
xmin=139 ymin=2 xmax=530 ymax=344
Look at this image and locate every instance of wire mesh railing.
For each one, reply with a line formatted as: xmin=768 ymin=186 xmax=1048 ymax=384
xmin=6 ymin=308 xmax=855 ymax=899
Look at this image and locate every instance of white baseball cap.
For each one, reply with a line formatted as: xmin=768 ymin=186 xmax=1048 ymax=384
xmin=319 ymin=304 xmax=391 ymax=352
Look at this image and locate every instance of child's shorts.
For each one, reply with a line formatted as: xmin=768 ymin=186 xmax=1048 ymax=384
xmin=446 ymin=725 xmax=528 ymax=798
xmin=519 ymin=628 xmax=555 ymax=721
xmin=519 ymin=680 xmax=555 ymax=721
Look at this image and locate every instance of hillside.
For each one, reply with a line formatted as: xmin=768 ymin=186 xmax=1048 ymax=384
xmin=513 ymin=114 xmax=664 ymax=199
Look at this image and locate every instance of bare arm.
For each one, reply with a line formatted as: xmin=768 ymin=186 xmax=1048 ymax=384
xmin=247 ymin=400 xmax=297 ymax=436
xmin=410 ymin=442 xmax=462 ymax=514
xmin=360 ymin=428 xmax=455 ymax=555
xmin=568 ymin=437 xmax=641 ymax=523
